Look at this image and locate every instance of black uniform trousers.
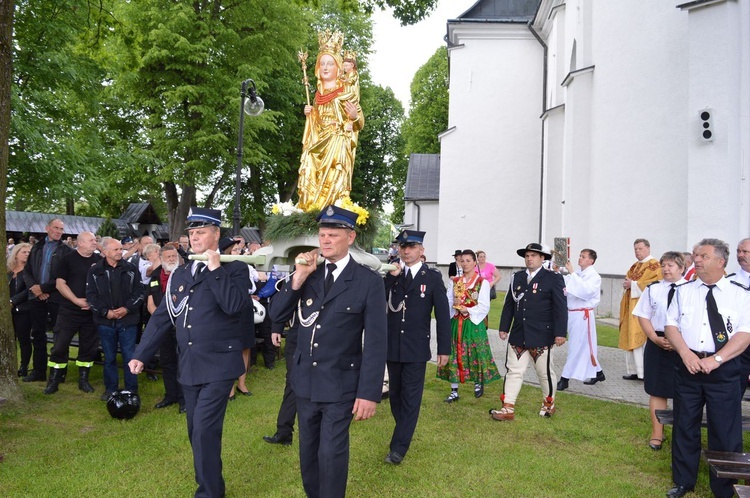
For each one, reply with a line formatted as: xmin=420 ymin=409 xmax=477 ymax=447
xmin=182 ymin=378 xmax=234 ymax=498
xmin=275 ymin=330 xmax=298 ymax=438
xmin=13 ymin=311 xmax=32 ymax=372
xmin=50 ymin=313 xmax=99 ymax=364
xmin=29 ymin=300 xmax=58 ymax=374
xmin=296 ymin=396 xmax=354 ymax=498
xmin=387 ymin=360 xmax=426 ymax=456
xmin=159 ymin=328 xmax=184 ymax=405
xmin=672 ymin=357 xmax=743 ymax=498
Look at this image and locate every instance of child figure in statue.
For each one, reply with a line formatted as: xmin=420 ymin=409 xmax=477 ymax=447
xmin=297 ymin=31 xmax=364 ymax=211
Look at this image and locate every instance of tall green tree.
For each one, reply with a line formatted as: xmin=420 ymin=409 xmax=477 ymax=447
xmin=9 ymin=0 xmax=129 ymax=215
xmin=352 ymin=84 xmax=405 ymax=210
xmin=392 ymin=45 xmax=448 ymax=222
xmin=0 ymin=0 xmax=17 ymax=400
xmin=105 ymin=0 xmax=310 ymax=238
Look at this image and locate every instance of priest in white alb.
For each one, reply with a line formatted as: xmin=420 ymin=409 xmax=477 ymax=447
xmin=557 ymin=249 xmax=605 ymax=390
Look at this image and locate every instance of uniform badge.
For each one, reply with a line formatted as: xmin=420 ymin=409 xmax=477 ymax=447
xmin=172 ymin=295 xmax=177 ymax=302
xmin=306 ymin=298 xmax=313 ymax=306
xmin=178 ymin=285 xmax=184 ymax=292
xmin=516 ymin=286 xmax=521 ymax=291
xmin=420 ymin=284 xmax=426 ymax=298
xmin=726 ymin=318 xmax=733 ymax=333
xmin=717 ymin=332 xmax=727 ymax=343
xmin=326 ymin=206 xmax=335 ymax=216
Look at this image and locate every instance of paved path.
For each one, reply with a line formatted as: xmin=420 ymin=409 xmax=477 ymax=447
xmin=429 ymin=317 xmax=651 ymax=407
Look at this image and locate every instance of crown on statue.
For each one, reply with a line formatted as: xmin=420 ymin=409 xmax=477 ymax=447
xmin=317 ymin=29 xmax=344 ymax=57
xmin=343 ymin=50 xmax=357 ymax=62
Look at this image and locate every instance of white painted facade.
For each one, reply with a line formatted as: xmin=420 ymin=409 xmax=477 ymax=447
xmin=402 ymin=199 xmax=440 ymax=262
xmin=434 ymin=0 xmax=750 ymax=306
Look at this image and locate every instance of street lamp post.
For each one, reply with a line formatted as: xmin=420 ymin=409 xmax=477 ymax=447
xmin=233 ymin=78 xmax=264 ymax=236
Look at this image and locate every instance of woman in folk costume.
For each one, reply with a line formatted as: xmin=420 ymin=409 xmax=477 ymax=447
xmin=438 ymin=250 xmax=501 ymax=402
xmin=297 ymin=30 xmax=364 ymax=211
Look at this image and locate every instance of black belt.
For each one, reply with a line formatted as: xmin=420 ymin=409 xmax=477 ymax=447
xmin=690 ymin=349 xmax=715 ymax=359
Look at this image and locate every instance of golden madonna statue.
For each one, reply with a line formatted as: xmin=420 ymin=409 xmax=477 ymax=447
xmin=296 ymin=31 xmax=364 ymax=211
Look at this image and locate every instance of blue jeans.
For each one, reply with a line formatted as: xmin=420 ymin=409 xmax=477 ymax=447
xmin=97 ymin=323 xmax=138 ymax=393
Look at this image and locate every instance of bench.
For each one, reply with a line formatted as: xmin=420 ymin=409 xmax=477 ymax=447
xmin=735 ymin=484 xmax=750 ymax=498
xmin=704 ymin=451 xmax=750 ymax=482
xmin=656 ymin=410 xmax=750 ymax=432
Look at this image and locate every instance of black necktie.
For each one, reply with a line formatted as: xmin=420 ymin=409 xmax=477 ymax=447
xmin=194 ymin=262 xmax=205 ymax=278
xmin=705 ymin=284 xmax=727 ymax=351
xmin=404 ymin=269 xmax=413 ymax=287
xmin=667 ymin=283 xmax=677 ymax=308
xmin=324 ymin=263 xmax=336 ymax=295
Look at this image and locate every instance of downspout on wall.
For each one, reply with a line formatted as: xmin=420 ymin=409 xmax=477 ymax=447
xmin=528 ymin=20 xmax=548 ymax=243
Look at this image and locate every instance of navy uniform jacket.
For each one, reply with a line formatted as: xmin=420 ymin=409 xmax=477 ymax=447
xmin=133 ymin=260 xmax=251 ymax=386
xmin=269 ymin=257 xmax=387 ymax=403
xmin=499 ymin=268 xmax=567 ymax=348
xmin=384 ymin=264 xmax=451 ymax=362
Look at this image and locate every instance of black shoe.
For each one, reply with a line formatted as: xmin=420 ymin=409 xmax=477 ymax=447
xmin=474 ymin=383 xmax=484 ymax=398
xmin=228 ymin=393 xmax=236 ymax=401
xmin=557 ymin=377 xmax=569 ymax=391
xmin=178 ymin=403 xmax=186 ymax=414
xmin=17 ymin=367 xmax=28 ymax=378
xmin=236 ymin=387 xmax=252 ymax=397
xmin=146 ymin=373 xmax=158 ymax=381
xmin=584 ymin=371 xmax=606 ymax=385
xmin=154 ymin=399 xmax=176 ymax=409
xmin=263 ymin=433 xmax=293 ymax=446
xmin=100 ymin=391 xmax=113 ymax=401
xmin=622 ymin=374 xmax=640 ymax=381
xmin=22 ymin=370 xmax=46 ymax=382
xmin=384 ymin=451 xmax=404 ymax=465
xmin=649 ymin=438 xmax=664 ymax=451
xmin=666 ymin=485 xmax=693 ymax=498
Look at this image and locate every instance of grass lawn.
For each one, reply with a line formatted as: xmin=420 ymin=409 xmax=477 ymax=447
xmin=0 ymin=344 xmax=729 ymax=497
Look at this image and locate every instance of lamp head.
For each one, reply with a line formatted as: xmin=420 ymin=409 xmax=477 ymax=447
xmin=244 ymin=80 xmax=264 ymax=116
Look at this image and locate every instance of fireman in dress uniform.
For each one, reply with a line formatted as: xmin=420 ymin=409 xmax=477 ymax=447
xmin=129 ymin=207 xmax=251 ymax=498
xmin=382 ymin=230 xmax=451 ymax=465
xmin=269 ymin=205 xmax=387 ymax=498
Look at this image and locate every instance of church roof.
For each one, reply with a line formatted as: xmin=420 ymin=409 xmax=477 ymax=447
xmin=455 ymin=0 xmax=541 ymax=22
xmin=404 ymin=154 xmax=440 ymax=201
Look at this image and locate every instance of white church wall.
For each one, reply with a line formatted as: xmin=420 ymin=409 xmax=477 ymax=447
xmin=439 ymin=23 xmax=544 ymax=267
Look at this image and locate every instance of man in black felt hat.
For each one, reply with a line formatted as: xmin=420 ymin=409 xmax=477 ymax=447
xmin=491 ymin=243 xmax=567 ymax=421
xmin=129 ymin=207 xmax=251 ymax=498
xmin=448 ymin=249 xmax=462 ymax=277
xmin=269 ymin=204 xmax=386 ymax=498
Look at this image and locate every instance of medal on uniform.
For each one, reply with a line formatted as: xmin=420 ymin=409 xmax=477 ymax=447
xmin=533 ymin=283 xmax=538 ymax=294
xmin=178 ymin=285 xmax=184 ymax=292
xmin=172 ymin=295 xmax=177 ymax=302
xmin=516 ymin=286 xmax=521 ymax=291
xmin=306 ymin=298 xmax=313 ymax=306
xmin=727 ymin=318 xmax=733 ymax=333
xmin=420 ymin=284 xmax=426 ymax=298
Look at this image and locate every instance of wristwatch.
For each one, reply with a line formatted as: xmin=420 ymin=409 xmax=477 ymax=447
xmin=714 ymin=355 xmax=723 ymax=364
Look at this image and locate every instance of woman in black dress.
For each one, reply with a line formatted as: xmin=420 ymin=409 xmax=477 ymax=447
xmin=8 ymin=243 xmax=33 ymax=377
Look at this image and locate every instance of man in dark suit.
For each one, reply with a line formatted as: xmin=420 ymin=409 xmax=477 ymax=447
xmin=145 ymin=244 xmax=185 ymax=413
xmin=129 ymin=208 xmax=251 ymax=498
xmin=269 ymin=205 xmax=387 ymax=498
xmin=491 ymin=243 xmax=567 ymax=421
xmin=448 ymin=249 xmax=462 ymax=278
xmin=382 ymin=230 xmax=451 ymax=465
xmin=263 ymin=318 xmax=298 ymax=446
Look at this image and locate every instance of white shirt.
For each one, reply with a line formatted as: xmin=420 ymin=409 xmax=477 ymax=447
xmin=564 ymin=265 xmax=602 ymax=310
xmin=526 ymin=267 xmax=542 ymax=281
xmin=634 ymin=279 xmax=686 ymax=331
xmin=666 ymin=276 xmax=750 ymax=353
xmin=402 ymin=261 xmax=423 ymax=280
xmin=324 ymin=253 xmax=351 ymax=284
xmin=731 ymin=267 xmax=750 ymax=287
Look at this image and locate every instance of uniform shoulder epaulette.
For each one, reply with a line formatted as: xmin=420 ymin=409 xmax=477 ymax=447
xmin=427 ymin=265 xmax=441 ymax=274
xmin=358 ymin=262 xmax=379 ymax=274
xmin=730 ymin=280 xmax=750 ymax=291
xmin=647 ymin=280 xmax=661 ymax=288
xmin=678 ymin=279 xmax=697 ymax=287
xmin=726 ymin=272 xmax=737 ymax=278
